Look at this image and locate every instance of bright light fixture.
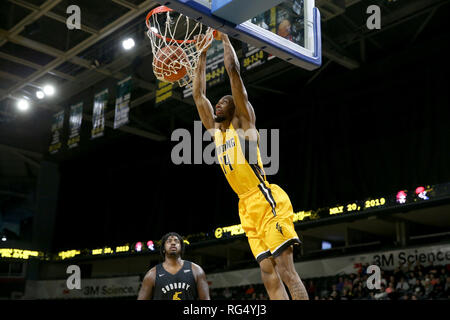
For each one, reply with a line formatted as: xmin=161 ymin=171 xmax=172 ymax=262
xmin=43 ymin=85 xmax=55 ymax=96
xmin=122 ymin=38 xmax=135 ymax=50
xmin=17 ymin=99 xmax=30 ymax=111
xmin=36 ymin=90 xmax=45 ymax=99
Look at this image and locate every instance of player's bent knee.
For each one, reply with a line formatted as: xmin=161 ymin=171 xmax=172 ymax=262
xmin=259 ymin=257 xmax=276 ymax=275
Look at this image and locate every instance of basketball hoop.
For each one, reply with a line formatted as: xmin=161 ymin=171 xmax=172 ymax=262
xmin=145 ymin=6 xmax=215 ymax=87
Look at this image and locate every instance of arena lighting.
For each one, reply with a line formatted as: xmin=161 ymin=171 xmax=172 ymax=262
xmin=36 ymin=90 xmax=45 ymax=99
xmin=321 ymin=241 xmax=332 ymax=250
xmin=416 ymin=186 xmax=429 ymax=200
xmin=147 ymin=241 xmax=155 ymax=251
xmin=43 ymin=85 xmax=55 ymax=96
xmin=396 ymin=190 xmax=407 ymax=204
xmin=17 ymin=99 xmax=30 ymax=111
xmin=135 ymin=242 xmax=143 ymax=252
xmin=122 ymin=38 xmax=135 ymax=50
xmin=1 ymin=236 xmax=6 ymax=242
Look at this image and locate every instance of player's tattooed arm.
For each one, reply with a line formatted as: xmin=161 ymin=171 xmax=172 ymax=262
xmin=192 ymin=263 xmax=211 ymax=300
xmin=137 ymin=267 xmax=156 ymax=300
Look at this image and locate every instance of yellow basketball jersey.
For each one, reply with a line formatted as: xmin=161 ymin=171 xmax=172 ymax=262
xmin=214 ymin=123 xmax=267 ymax=196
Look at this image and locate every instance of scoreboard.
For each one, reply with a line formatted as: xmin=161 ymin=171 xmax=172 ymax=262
xmin=213 ymin=183 xmax=450 ymax=239
xmin=2 ymin=183 xmax=449 ymax=262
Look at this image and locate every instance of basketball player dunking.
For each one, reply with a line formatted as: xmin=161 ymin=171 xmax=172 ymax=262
xmin=137 ymin=232 xmax=210 ymax=300
xmin=192 ymin=32 xmax=309 ymax=300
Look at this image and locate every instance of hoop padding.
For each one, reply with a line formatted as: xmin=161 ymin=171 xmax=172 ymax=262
xmin=146 ymin=6 xmax=214 ymax=87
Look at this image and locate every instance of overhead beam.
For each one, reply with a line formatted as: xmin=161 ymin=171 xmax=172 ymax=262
xmin=7 ymin=0 xmax=99 ymax=35
xmin=0 ymin=52 xmax=75 ymax=81
xmin=0 ymin=143 xmax=43 ymax=159
xmin=112 ymin=0 xmax=139 ymax=10
xmin=0 ymin=0 xmax=158 ymax=102
xmin=410 ymin=7 xmax=438 ymax=44
xmin=340 ymin=0 xmax=448 ymax=48
xmin=0 ymin=0 xmax=63 ymax=47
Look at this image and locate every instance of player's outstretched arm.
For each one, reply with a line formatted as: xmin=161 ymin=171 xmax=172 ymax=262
xmin=192 ymin=263 xmax=211 ymax=300
xmin=193 ymin=40 xmax=215 ymax=133
xmin=221 ymin=33 xmax=255 ymax=126
xmin=137 ymin=267 xmax=156 ymax=300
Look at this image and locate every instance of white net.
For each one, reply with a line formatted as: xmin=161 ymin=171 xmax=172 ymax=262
xmin=146 ymin=6 xmax=215 ymax=87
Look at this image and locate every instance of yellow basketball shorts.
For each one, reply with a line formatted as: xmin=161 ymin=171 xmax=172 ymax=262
xmin=238 ymin=183 xmax=301 ymax=263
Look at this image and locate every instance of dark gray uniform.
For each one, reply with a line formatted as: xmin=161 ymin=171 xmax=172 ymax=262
xmin=153 ymin=261 xmax=198 ymax=300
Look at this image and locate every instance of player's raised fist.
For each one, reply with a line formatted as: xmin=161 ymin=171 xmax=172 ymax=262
xmin=213 ymin=30 xmax=222 ymax=41
xmin=194 ymin=34 xmax=212 ymax=53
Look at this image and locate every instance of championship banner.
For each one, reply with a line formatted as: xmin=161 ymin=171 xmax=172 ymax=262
xmin=113 ymin=76 xmax=132 ymax=129
xmin=48 ymin=110 xmax=64 ymax=154
xmin=22 ymin=276 xmax=141 ymax=300
xmin=155 ymin=80 xmax=173 ymax=105
xmin=91 ymin=89 xmax=108 ymax=139
xmin=67 ymin=102 xmax=83 ymax=149
xmin=183 ymin=40 xmax=225 ymax=98
xmin=207 ymin=243 xmax=450 ymax=289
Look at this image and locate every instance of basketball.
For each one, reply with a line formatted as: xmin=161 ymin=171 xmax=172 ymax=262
xmin=153 ymin=45 xmax=188 ymax=82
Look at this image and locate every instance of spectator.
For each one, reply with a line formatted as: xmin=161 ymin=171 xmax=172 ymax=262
xmin=374 ymin=284 xmax=388 ymax=300
xmin=223 ymin=287 xmax=232 ymax=299
xmin=329 ymin=284 xmax=340 ymax=300
xmin=396 ymin=277 xmax=410 ymax=294
xmin=341 ymin=288 xmax=352 ymax=300
xmin=417 ymin=271 xmax=424 ymax=281
xmin=425 ymin=261 xmax=435 ymax=274
xmin=307 ymin=280 xmax=316 ymax=298
xmin=430 ymin=273 xmax=438 ymax=286
xmin=380 ymin=276 xmax=388 ymax=288
xmin=245 ymin=285 xmax=255 ymax=296
xmin=393 ymin=267 xmax=404 ymax=282
xmin=258 ymin=292 xmax=267 ymax=300
xmin=444 ymin=276 xmax=450 ymax=297
xmin=336 ymin=277 xmax=344 ymax=293
xmin=439 ymin=268 xmax=447 ymax=282
xmin=399 ymin=293 xmax=409 ymax=300
xmin=386 ymin=282 xmax=398 ymax=300
xmin=424 ymin=279 xmax=433 ymax=298
xmin=432 ymin=278 xmax=444 ymax=299
xmin=344 ymin=277 xmax=353 ymax=292
xmin=413 ymin=279 xmax=425 ymax=297
xmin=407 ymin=272 xmax=417 ymax=287
xmin=330 ymin=290 xmax=340 ymax=300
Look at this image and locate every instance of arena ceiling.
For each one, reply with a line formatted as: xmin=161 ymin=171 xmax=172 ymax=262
xmin=0 ymin=0 xmax=449 ymax=244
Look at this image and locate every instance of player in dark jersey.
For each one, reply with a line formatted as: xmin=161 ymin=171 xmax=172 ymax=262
xmin=137 ymin=232 xmax=210 ymax=300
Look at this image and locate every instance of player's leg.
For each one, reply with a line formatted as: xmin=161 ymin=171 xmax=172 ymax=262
xmin=273 ymin=245 xmax=309 ymax=300
xmin=259 ymin=256 xmax=289 ymax=300
xmin=240 ymin=199 xmax=289 ymax=300
xmin=261 ymin=183 xmax=308 ymax=300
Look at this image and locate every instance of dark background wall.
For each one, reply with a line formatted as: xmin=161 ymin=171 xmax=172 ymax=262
xmin=52 ymin=37 xmax=450 ymax=251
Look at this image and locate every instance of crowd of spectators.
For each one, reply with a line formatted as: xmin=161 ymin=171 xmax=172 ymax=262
xmin=210 ymin=262 xmax=450 ymax=300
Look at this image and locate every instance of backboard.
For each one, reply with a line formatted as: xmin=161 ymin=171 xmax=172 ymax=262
xmin=152 ymin=0 xmax=322 ymax=71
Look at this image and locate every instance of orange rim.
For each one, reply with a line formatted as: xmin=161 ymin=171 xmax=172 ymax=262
xmin=146 ymin=6 xmax=197 ymax=44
